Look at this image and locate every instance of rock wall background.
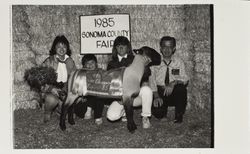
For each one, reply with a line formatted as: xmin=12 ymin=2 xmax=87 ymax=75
xmin=12 ymin=5 xmax=212 ymax=112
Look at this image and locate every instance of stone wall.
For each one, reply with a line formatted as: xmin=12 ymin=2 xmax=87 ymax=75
xmin=12 ymin=5 xmax=211 ymax=111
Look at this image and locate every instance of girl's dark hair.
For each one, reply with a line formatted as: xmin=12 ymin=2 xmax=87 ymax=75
xmin=111 ymin=36 xmax=132 ymax=60
xmin=49 ymin=35 xmax=72 ymax=56
xmin=159 ymin=36 xmax=176 ymax=48
xmin=81 ymin=54 xmax=97 ymax=67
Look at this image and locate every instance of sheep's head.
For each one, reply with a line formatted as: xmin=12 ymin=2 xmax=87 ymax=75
xmin=133 ymin=46 xmax=161 ymax=66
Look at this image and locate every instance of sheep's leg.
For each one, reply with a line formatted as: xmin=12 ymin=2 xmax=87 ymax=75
xmin=123 ymin=96 xmax=137 ymax=133
xmin=59 ymin=93 xmax=78 ymax=131
xmin=68 ymin=103 xmax=75 ymax=125
xmin=43 ymin=94 xmax=59 ymax=123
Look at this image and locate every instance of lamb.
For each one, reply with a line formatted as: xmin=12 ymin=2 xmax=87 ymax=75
xmin=59 ymin=46 xmax=161 ymax=133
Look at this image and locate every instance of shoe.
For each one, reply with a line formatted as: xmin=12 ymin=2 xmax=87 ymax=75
xmin=121 ymin=111 xmax=127 ymax=122
xmin=174 ymin=117 xmax=183 ymax=123
xmin=95 ymin=118 xmax=103 ymax=125
xmin=142 ymin=117 xmax=151 ymax=129
xmin=84 ymin=107 xmax=92 ymax=119
xmin=121 ymin=116 xmax=127 ymax=122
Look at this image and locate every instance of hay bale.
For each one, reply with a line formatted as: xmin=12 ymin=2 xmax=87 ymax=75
xmin=193 ymin=73 xmax=211 ymax=87
xmin=13 ymin=100 xmax=39 ymax=110
xmin=13 ymin=33 xmax=31 ymax=43
xmin=131 ymin=41 xmax=147 ymax=50
xmin=192 ymin=78 xmax=211 ymax=91
xmin=96 ymin=54 xmax=111 ymax=70
xmin=195 ymin=63 xmax=210 ymax=74
xmin=13 ymin=90 xmax=38 ymax=103
xmin=13 ymin=72 xmax=24 ymax=83
xmin=194 ymin=52 xmax=211 ymax=64
xmin=13 ymin=82 xmax=31 ymax=93
xmin=13 ymin=61 xmax=36 ymax=83
xmin=29 ymin=36 xmax=51 ymax=55
xmin=70 ymin=42 xmax=80 ymax=54
xmin=194 ymin=40 xmax=210 ymax=53
xmin=13 ymin=43 xmax=30 ymax=52
xmin=179 ymin=40 xmax=194 ymax=53
xmin=12 ymin=50 xmax=35 ymax=62
xmin=190 ymin=88 xmax=211 ymax=110
xmin=15 ymin=60 xmax=35 ymax=72
xmin=132 ymin=18 xmax=154 ymax=33
xmin=35 ymin=55 xmax=48 ymax=65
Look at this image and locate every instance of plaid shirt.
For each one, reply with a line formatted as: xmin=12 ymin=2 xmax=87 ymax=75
xmin=149 ymin=55 xmax=189 ymax=92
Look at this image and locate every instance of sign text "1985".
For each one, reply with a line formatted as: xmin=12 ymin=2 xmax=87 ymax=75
xmin=94 ymin=17 xmax=115 ymax=28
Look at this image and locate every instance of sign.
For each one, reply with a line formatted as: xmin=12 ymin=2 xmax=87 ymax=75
xmin=80 ymin=14 xmax=130 ymax=54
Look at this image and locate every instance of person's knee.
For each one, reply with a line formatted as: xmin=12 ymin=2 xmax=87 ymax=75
xmin=174 ymin=84 xmax=187 ymax=93
xmin=74 ymin=99 xmax=88 ymax=118
xmin=139 ymin=86 xmax=153 ymax=108
xmin=140 ymin=86 xmax=153 ymax=96
xmin=152 ymin=109 xmax=165 ymax=119
xmin=106 ymin=101 xmax=124 ymax=121
xmin=106 ymin=110 xmax=121 ymax=121
xmin=44 ymin=94 xmax=59 ymax=111
xmin=152 ymin=105 xmax=167 ymax=119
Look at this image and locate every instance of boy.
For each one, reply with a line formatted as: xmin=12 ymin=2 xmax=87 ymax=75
xmin=74 ymin=54 xmax=104 ymax=125
xmin=149 ymin=36 xmax=189 ymax=123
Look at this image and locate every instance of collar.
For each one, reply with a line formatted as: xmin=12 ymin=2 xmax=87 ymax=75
xmin=118 ymin=54 xmax=128 ymax=62
xmin=56 ymin=55 xmax=69 ymax=63
xmin=163 ymin=58 xmax=172 ymax=66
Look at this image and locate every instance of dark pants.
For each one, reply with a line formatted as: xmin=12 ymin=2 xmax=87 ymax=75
xmin=74 ymin=96 xmax=104 ymax=119
xmin=152 ymin=84 xmax=187 ymax=122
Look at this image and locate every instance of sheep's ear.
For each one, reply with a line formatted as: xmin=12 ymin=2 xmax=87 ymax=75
xmin=141 ymin=46 xmax=161 ymax=66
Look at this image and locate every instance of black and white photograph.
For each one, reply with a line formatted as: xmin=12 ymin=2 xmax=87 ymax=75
xmin=11 ymin=4 xmax=213 ymax=149
xmin=1 ymin=0 xmax=250 ymax=153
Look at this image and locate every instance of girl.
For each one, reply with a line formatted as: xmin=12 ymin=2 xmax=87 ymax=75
xmin=106 ymin=36 xmax=153 ymax=129
xmin=41 ymin=35 xmax=76 ymax=118
xmin=42 ymin=35 xmax=76 ymax=89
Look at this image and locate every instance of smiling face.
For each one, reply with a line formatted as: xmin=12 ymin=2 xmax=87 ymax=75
xmin=116 ymin=45 xmax=128 ymax=57
xmin=84 ymin=60 xmax=97 ymax=70
xmin=55 ymin=42 xmax=67 ymax=59
xmin=160 ymin=40 xmax=176 ymax=60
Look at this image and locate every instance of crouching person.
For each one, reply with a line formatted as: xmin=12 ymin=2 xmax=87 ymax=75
xmin=106 ymin=84 xmax=153 ymax=129
xmin=149 ymin=36 xmax=189 ymax=123
xmin=73 ymin=54 xmax=104 ymax=125
xmin=41 ymin=35 xmax=76 ymax=122
xmin=106 ymin=36 xmax=153 ymax=129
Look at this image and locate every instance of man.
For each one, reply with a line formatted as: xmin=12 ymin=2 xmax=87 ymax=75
xmin=149 ymin=36 xmax=189 ymax=123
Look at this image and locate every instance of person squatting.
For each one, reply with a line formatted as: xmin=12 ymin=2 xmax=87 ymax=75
xmin=38 ymin=35 xmax=189 ymax=130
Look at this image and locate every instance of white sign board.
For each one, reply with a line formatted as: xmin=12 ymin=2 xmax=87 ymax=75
xmin=80 ymin=14 xmax=130 ymax=54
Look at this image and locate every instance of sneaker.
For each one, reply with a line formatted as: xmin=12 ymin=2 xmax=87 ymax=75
xmin=95 ymin=118 xmax=103 ymax=125
xmin=121 ymin=116 xmax=127 ymax=122
xmin=174 ymin=118 xmax=183 ymax=123
xmin=121 ymin=112 xmax=127 ymax=122
xmin=174 ymin=115 xmax=183 ymax=123
xmin=84 ymin=107 xmax=92 ymax=119
xmin=142 ymin=117 xmax=151 ymax=129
